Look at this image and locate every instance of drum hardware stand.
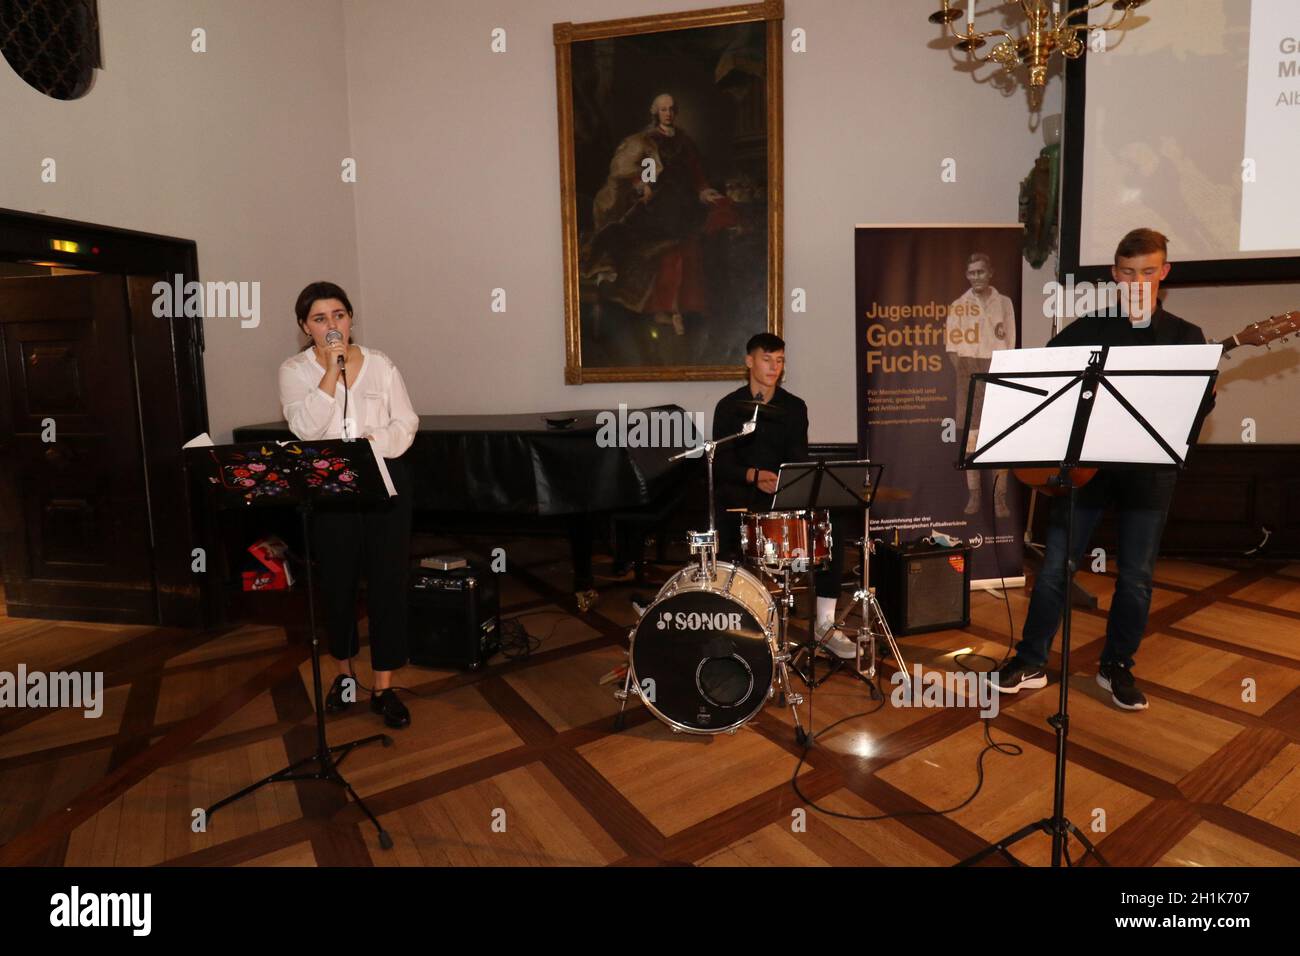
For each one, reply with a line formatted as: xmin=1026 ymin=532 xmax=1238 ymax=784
xmin=789 ymin=558 xmax=859 ymax=690
xmin=846 ymin=521 xmax=910 ymax=690
xmin=845 ymin=584 xmax=908 ymax=693
xmin=790 ymin=584 xmax=909 ymax=695
xmin=780 ymin=465 xmax=911 ymax=697
xmin=766 ymin=564 xmax=807 ymax=743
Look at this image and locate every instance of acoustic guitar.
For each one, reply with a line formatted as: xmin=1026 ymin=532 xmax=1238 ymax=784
xmin=1013 ymin=310 xmax=1299 ymax=494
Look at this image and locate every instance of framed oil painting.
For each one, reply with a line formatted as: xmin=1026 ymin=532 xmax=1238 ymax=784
xmin=554 ymin=1 xmax=784 ymax=383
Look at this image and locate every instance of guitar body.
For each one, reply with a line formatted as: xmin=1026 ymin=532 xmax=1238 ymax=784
xmin=1013 ymin=467 xmax=1098 ymax=495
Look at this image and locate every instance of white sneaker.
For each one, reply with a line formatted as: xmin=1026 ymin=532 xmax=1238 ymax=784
xmin=816 ymin=626 xmax=858 ymax=660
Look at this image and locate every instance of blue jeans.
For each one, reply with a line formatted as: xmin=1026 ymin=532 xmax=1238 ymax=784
xmin=1017 ymin=469 xmax=1177 ymax=669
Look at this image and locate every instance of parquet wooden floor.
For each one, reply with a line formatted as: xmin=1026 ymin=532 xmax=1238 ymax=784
xmin=1 ymin=537 xmax=1297 ymax=868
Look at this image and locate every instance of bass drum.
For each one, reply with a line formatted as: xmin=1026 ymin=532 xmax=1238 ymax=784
xmin=630 ymin=562 xmax=776 ymax=734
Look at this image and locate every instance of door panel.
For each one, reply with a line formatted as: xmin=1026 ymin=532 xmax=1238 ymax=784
xmin=0 ymin=274 xmax=156 ymax=621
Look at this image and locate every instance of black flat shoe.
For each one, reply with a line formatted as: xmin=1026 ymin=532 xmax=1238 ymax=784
xmin=370 ymin=689 xmax=411 ymax=729
xmin=325 ymin=674 xmax=354 ymax=713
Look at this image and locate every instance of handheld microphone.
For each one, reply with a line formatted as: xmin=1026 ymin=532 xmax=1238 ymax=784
xmin=325 ymin=329 xmax=345 ymax=368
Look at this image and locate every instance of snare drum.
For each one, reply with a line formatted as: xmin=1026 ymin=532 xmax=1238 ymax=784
xmin=740 ymin=510 xmax=832 ymax=570
xmin=628 ymin=562 xmax=776 ymax=734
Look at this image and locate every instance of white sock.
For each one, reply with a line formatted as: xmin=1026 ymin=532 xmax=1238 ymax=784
xmin=816 ymin=596 xmax=837 ymax=635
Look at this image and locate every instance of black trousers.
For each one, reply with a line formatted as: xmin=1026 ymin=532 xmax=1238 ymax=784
xmin=311 ymin=455 xmax=412 ymax=672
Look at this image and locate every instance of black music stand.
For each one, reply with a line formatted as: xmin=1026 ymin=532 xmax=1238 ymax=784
xmin=186 ymin=437 xmax=399 ymax=850
xmin=772 ymin=461 xmax=883 ymax=691
xmin=956 ymin=344 xmax=1217 ymax=867
xmin=769 ymin=460 xmax=881 ymax=513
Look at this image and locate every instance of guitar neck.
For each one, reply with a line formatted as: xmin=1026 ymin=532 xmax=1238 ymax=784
xmin=1217 ymin=335 xmax=1239 ymax=357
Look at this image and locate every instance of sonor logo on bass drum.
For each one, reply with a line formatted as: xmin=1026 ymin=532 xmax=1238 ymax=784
xmin=657 ymin=610 xmax=744 ymax=632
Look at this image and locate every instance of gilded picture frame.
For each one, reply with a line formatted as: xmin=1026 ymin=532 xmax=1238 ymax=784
xmin=554 ymin=1 xmax=784 ymax=383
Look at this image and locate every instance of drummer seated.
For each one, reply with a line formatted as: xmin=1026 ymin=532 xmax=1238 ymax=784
xmin=711 ymin=331 xmax=857 ymax=659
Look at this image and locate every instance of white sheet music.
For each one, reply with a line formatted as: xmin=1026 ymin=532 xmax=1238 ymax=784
xmin=973 ymin=345 xmax=1221 ymax=466
xmin=369 ymin=443 xmax=397 ymax=497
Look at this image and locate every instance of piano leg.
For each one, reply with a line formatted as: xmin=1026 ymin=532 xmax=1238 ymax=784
xmin=569 ymin=512 xmax=599 ymax=612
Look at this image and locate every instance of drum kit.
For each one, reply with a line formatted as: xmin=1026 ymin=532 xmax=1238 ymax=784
xmin=613 ymin=411 xmax=910 ymax=743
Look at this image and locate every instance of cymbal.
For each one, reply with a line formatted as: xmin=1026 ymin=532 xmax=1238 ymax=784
xmin=872 ymin=485 xmax=913 ymax=502
xmin=725 ymin=398 xmax=787 ymax=416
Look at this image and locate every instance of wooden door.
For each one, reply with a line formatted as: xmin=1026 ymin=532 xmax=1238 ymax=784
xmin=0 ymin=274 xmax=157 ymax=621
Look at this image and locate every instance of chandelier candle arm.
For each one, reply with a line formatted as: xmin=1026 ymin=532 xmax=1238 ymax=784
xmin=1060 ymin=0 xmax=1141 ymax=32
xmin=928 ymin=0 xmax=1148 ymax=88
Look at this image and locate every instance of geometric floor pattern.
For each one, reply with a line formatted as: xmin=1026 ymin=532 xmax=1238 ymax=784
xmin=2 ymin=538 xmax=1298 ymax=867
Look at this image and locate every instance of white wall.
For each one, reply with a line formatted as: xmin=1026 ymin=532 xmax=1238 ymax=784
xmin=9 ymin=1 xmax=1283 ymax=446
xmin=342 ymin=0 xmax=1061 ymax=443
xmin=1156 ymin=282 xmax=1300 ymax=444
xmin=0 ymin=0 xmax=359 ymax=442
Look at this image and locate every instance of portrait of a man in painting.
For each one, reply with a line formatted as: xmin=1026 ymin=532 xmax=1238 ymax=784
xmin=556 ymin=7 xmax=782 ymax=383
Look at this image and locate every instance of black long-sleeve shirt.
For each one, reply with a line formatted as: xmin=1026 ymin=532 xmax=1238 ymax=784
xmin=1048 ymin=305 xmax=1207 ymax=348
xmin=712 ymin=385 xmax=809 ymax=511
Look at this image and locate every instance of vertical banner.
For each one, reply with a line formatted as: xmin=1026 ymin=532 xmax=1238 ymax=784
xmin=855 ymin=225 xmax=1025 ymax=584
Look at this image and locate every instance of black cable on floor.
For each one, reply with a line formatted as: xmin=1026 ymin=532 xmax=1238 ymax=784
xmin=793 ymin=474 xmax=1025 ymax=823
xmin=790 ymin=702 xmax=1023 ymax=823
xmin=497 ymin=610 xmax=569 ymax=660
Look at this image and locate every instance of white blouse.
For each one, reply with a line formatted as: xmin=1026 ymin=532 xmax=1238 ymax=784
xmin=278 ymin=345 xmax=419 ymax=461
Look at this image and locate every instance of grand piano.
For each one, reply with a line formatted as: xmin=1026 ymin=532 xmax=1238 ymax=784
xmin=231 ymin=406 xmax=690 ymax=605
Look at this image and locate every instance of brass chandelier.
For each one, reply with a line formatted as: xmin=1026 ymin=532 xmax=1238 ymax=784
xmin=928 ymin=0 xmax=1150 ymax=88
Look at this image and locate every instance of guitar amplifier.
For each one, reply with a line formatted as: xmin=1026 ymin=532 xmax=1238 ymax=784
xmin=870 ymin=541 xmax=970 ymax=636
xmin=408 ymin=563 xmax=500 ymax=670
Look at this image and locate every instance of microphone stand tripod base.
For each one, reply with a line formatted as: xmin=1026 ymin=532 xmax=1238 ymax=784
xmin=203 ymin=501 xmax=396 ymax=850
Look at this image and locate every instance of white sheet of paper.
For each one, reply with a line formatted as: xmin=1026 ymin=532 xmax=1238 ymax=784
xmin=182 ymin=432 xmax=214 ymax=449
xmin=973 ymin=345 xmax=1221 ymax=466
xmin=370 ymin=443 xmax=397 ymax=497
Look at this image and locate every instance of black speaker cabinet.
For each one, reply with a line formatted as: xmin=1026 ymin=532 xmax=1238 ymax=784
xmin=408 ymin=565 xmax=500 ymax=670
xmin=870 ymin=541 xmax=970 ymax=636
